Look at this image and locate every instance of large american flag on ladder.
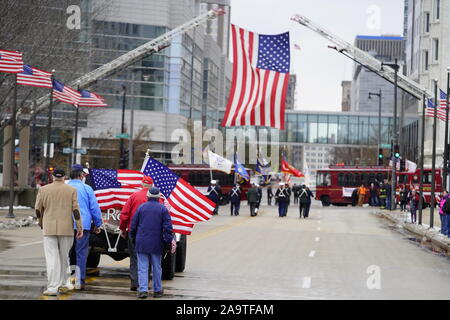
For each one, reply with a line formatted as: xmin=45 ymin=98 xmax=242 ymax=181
xmin=141 ymin=156 xmax=215 ymax=235
xmin=221 ymin=25 xmax=290 ymax=130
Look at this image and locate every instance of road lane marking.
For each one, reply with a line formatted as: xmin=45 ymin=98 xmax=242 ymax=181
xmin=302 ymin=277 xmax=311 ymax=289
xmin=315 ymin=237 xmax=320 ymax=242
xmin=17 ymin=241 xmax=43 ymax=247
xmin=308 ymin=250 xmax=316 ymax=257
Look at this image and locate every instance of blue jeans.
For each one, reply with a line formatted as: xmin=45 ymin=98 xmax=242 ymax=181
xmin=137 ymin=253 xmax=162 ymax=293
xmin=440 ymin=215 xmax=448 ymax=235
xmin=386 ymin=197 xmax=391 ymax=210
xmin=75 ymin=231 xmax=90 ymax=285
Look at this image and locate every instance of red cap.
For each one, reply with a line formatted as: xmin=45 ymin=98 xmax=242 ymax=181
xmin=142 ymin=176 xmax=153 ymax=184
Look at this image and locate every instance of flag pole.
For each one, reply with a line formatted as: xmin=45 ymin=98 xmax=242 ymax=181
xmin=44 ymin=72 xmax=55 ymax=183
xmin=430 ymin=79 xmax=438 ymax=229
xmin=7 ymin=74 xmax=18 ymax=218
xmin=445 ymin=69 xmax=450 ymax=190
xmin=73 ymin=80 xmax=81 ymax=167
xmin=418 ymin=94 xmax=426 ymax=225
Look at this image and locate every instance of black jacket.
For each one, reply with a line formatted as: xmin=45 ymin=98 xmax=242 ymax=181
xmin=247 ymin=187 xmax=259 ymax=203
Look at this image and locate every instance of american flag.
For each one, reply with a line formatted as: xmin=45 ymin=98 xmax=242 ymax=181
xmin=141 ymin=156 xmax=215 ymax=235
xmin=89 ymin=169 xmax=144 ymax=210
xmin=439 ymin=89 xmax=448 ymax=108
xmin=426 ymin=98 xmax=449 ymax=121
xmin=221 ymin=25 xmax=290 ymax=130
xmin=17 ymin=65 xmax=52 ymax=88
xmin=52 ymin=79 xmax=81 ymax=105
xmin=78 ymin=89 xmax=107 ymax=107
xmin=0 ymin=49 xmax=24 ymax=73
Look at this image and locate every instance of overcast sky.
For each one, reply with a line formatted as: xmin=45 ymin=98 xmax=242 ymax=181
xmin=229 ymin=0 xmax=405 ymax=112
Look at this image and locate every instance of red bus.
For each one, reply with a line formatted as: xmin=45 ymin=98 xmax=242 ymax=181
xmin=168 ymin=164 xmax=252 ymax=204
xmin=315 ymin=166 xmax=442 ymax=207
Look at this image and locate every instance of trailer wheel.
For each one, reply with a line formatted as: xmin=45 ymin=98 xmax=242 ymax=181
xmin=321 ymin=195 xmax=331 ymax=207
xmin=162 ymin=250 xmax=177 ymax=280
xmin=175 ymin=235 xmax=187 ymax=273
xmin=86 ymin=250 xmax=101 ymax=268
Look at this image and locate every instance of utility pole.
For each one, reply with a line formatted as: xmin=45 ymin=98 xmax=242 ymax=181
xmin=72 ymin=80 xmax=81 ymax=167
xmin=382 ymin=59 xmax=399 ymax=210
xmin=430 ymin=79 xmax=438 ymax=228
xmin=119 ymin=84 xmax=126 ymax=169
xmin=418 ymin=94 xmax=426 ymax=225
xmin=44 ymin=72 xmax=55 ymax=183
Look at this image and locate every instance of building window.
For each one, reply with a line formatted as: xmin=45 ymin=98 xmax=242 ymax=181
xmin=433 ymin=38 xmax=439 ymax=61
xmin=424 ymin=50 xmax=429 ymax=71
xmin=424 ymin=12 xmax=430 ymax=33
xmin=434 ymin=0 xmax=440 ymax=20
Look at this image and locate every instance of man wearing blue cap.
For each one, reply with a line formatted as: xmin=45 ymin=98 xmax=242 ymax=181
xmin=130 ymin=187 xmax=173 ymax=299
xmin=68 ymin=164 xmax=103 ymax=290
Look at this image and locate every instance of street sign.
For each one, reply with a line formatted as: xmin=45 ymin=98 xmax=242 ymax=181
xmin=380 ymin=144 xmax=391 ymax=149
xmin=63 ymin=147 xmax=87 ymax=155
xmin=115 ymin=133 xmax=130 ymax=139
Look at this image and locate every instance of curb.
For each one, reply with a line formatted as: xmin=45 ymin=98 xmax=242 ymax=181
xmin=376 ymin=210 xmax=450 ymax=257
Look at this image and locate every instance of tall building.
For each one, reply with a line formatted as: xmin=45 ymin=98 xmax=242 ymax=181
xmin=82 ymin=0 xmax=232 ymax=166
xmin=350 ymin=35 xmax=405 ymax=113
xmin=341 ymin=80 xmax=351 ymax=111
xmin=404 ymin=0 xmax=450 ymax=165
xmin=285 ymin=74 xmax=297 ymax=110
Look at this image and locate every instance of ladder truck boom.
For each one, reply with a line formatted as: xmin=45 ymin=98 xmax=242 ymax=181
xmin=291 ymin=14 xmax=433 ymax=100
xmin=29 ymin=8 xmax=225 ymax=115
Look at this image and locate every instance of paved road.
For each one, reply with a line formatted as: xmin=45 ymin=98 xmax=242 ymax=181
xmin=0 ymin=202 xmax=449 ymax=300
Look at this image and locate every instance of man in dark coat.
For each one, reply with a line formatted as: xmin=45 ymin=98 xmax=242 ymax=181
xmin=130 ymin=187 xmax=173 ymax=299
xmin=247 ymin=184 xmax=259 ymax=217
xmin=207 ymin=180 xmax=222 ymax=215
xmin=255 ymin=184 xmax=263 ymax=214
xmin=228 ymin=183 xmax=241 ymax=216
xmin=293 ymin=184 xmax=300 ymax=205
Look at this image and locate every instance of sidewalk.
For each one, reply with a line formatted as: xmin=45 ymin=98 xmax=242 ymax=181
xmin=0 ymin=207 xmax=37 ymax=229
xmin=375 ymin=207 xmax=450 ymax=257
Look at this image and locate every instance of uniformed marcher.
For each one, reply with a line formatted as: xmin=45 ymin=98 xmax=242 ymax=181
xmin=228 ymin=183 xmax=242 ymax=216
xmin=267 ymin=186 xmax=273 ymax=206
xmin=207 ymin=180 xmax=222 ymax=215
xmin=275 ymin=182 xmax=289 ymax=217
xmin=285 ymin=183 xmax=292 ymax=215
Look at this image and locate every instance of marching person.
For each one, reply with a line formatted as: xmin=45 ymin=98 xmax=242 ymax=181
xmin=130 ymin=187 xmax=174 ymax=299
xmin=304 ymin=186 xmax=314 ymax=218
xmin=285 ymin=182 xmax=292 ymax=215
xmin=207 ymin=180 xmax=222 ymax=215
xmin=67 ymin=164 xmax=103 ymax=290
xmin=299 ymin=185 xmax=314 ymax=218
xmin=293 ymin=184 xmax=300 ymax=205
xmin=119 ymin=175 xmax=156 ymax=292
xmin=34 ymin=168 xmax=83 ymax=296
xmin=228 ymin=183 xmax=242 ymax=216
xmin=267 ymin=185 xmax=273 ymax=206
xmin=275 ymin=182 xmax=289 ymax=217
xmin=247 ymin=183 xmax=259 ymax=217
xmin=255 ymin=183 xmax=262 ymax=214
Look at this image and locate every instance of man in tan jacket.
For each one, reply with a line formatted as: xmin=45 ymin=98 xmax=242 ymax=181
xmin=35 ymin=168 xmax=83 ymax=296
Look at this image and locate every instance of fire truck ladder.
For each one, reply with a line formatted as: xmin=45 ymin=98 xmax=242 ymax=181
xmin=290 ymin=14 xmax=433 ymax=100
xmin=24 ymin=8 xmax=225 ymax=116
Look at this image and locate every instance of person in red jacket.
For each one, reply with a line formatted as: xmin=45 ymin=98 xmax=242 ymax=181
xmin=119 ymin=175 xmax=156 ymax=291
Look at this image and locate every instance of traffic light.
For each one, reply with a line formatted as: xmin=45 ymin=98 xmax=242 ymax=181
xmin=35 ymin=146 xmax=42 ymax=162
xmin=400 ymin=158 xmax=406 ymax=172
xmin=394 ymin=144 xmax=400 ymax=159
xmin=378 ymin=148 xmax=383 ymax=166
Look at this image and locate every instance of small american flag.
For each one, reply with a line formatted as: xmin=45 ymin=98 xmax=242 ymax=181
xmin=90 ymin=169 xmax=144 ymax=210
xmin=78 ymin=89 xmax=107 ymax=107
xmin=141 ymin=156 xmax=215 ymax=235
xmin=439 ymin=89 xmax=448 ymax=108
xmin=0 ymin=49 xmax=24 ymax=73
xmin=52 ymin=79 xmax=81 ymax=106
xmin=17 ymin=65 xmax=52 ymax=88
xmin=221 ymin=25 xmax=290 ymax=130
xmin=426 ymin=98 xmax=448 ymax=121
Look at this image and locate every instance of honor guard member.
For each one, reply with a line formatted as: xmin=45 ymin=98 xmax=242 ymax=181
xmin=275 ymin=182 xmax=289 ymax=217
xmin=267 ymin=186 xmax=273 ymax=206
xmin=229 ymin=183 xmax=242 ymax=216
xmin=207 ymin=180 xmax=222 ymax=215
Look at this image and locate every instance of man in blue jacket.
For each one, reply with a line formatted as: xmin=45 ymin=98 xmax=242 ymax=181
xmin=130 ymin=187 xmax=173 ymax=299
xmin=68 ymin=164 xmax=103 ymax=290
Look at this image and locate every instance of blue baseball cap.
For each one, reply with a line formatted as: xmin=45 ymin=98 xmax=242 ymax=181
xmin=71 ymin=164 xmax=84 ymax=171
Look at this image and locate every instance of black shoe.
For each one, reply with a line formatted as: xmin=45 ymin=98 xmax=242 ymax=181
xmin=130 ymin=286 xmax=137 ymax=292
xmin=137 ymin=291 xmax=148 ymax=299
xmin=153 ymin=291 xmax=164 ymax=298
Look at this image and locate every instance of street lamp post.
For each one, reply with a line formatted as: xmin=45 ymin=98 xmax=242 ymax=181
xmin=72 ymin=80 xmax=81 ymax=167
xmin=418 ymin=94 xmax=426 ymax=225
xmin=444 ymin=68 xmax=450 ymax=190
xmin=119 ymin=84 xmax=126 ymax=169
xmin=382 ymin=59 xmax=400 ymax=211
xmin=369 ymin=89 xmax=382 ymax=165
xmin=430 ymin=79 xmax=439 ymax=228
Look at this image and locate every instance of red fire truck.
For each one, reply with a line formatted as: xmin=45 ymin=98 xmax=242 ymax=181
xmin=168 ymin=164 xmax=252 ymax=203
xmin=315 ymin=166 xmax=442 ymax=207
